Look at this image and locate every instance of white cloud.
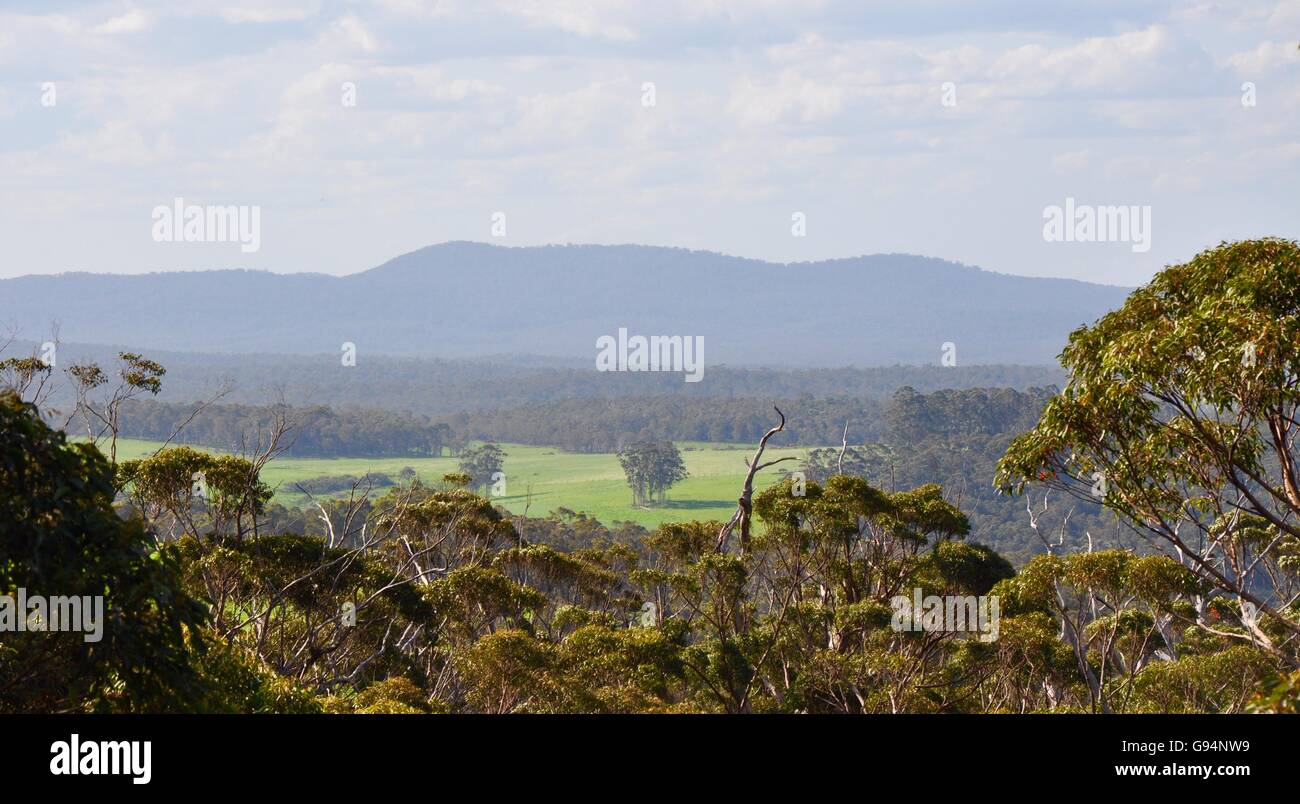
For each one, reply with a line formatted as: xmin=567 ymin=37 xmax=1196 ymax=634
xmin=727 ymin=70 xmax=846 ymax=127
xmin=217 ymin=3 xmax=320 ymax=24
xmin=377 ymin=65 xmax=502 ymax=103
xmin=989 ymin=26 xmax=1213 ymax=97
xmin=508 ymin=0 xmax=639 ymax=41
xmin=371 ymin=0 xmax=457 ymax=17
xmin=1052 ymin=149 xmax=1092 ymax=173
xmin=325 ymin=14 xmax=379 ymax=53
xmin=93 ymin=9 xmax=151 ymax=35
xmin=1227 ymin=40 xmax=1300 ymax=75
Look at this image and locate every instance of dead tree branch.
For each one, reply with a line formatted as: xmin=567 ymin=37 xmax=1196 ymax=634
xmin=716 ymin=405 xmax=793 ymax=555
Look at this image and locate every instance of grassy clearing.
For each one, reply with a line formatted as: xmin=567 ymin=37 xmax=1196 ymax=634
xmin=105 ymin=438 xmax=813 ymax=529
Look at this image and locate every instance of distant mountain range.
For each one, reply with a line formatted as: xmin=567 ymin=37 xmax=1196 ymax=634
xmin=0 ymin=242 xmax=1131 ymax=366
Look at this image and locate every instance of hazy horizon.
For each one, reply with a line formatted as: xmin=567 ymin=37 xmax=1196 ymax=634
xmin=0 ymin=239 xmax=1143 ymax=288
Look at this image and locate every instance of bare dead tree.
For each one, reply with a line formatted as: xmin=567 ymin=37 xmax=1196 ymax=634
xmin=0 ymin=322 xmax=16 ymax=356
xmin=837 ymin=420 xmax=849 ymax=475
xmin=1025 ymin=491 xmax=1066 ymax=556
xmin=241 ymin=400 xmax=296 ymax=540
xmin=716 ymin=405 xmax=796 ymax=555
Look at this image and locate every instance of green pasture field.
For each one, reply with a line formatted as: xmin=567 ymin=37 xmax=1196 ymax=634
xmin=104 ymin=438 xmax=814 ymax=529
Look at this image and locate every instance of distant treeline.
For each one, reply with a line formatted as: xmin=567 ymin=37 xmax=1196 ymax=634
xmin=29 ymin=341 xmax=1064 ymax=417
xmin=446 ymin=396 xmax=884 ymax=451
xmin=118 ymin=385 xmax=1060 ymax=460
xmin=883 ymin=386 xmax=1052 ymax=446
xmin=117 ymin=400 xmax=454 ymax=457
xmin=448 ymin=386 xmax=1059 ymax=452
xmin=120 ymin=395 xmax=885 ymax=455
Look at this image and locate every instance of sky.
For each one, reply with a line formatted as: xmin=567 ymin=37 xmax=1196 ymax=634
xmin=0 ymin=0 xmax=1296 ymax=286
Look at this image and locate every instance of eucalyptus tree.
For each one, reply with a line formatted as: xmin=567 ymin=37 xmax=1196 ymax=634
xmin=998 ymin=238 xmax=1300 ymax=659
xmin=617 ymin=440 xmax=688 ymax=506
xmin=458 ymin=442 xmax=506 ymax=494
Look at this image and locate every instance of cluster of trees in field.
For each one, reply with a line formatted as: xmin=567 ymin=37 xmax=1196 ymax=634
xmin=457 ymin=443 xmax=506 ymax=493
xmin=616 ymin=441 xmax=689 ymax=506
xmin=114 ymin=399 xmax=456 ymax=457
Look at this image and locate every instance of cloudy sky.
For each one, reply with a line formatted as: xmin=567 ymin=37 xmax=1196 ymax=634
xmin=0 ymin=0 xmax=1296 ymax=285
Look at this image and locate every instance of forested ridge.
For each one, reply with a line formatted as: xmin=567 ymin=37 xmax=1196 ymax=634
xmin=0 ymin=243 xmax=1127 ymax=365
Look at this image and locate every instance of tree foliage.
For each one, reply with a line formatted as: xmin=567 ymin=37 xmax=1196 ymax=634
xmin=0 ymin=391 xmax=209 ymax=712
xmin=617 ymin=440 xmax=688 ymax=506
xmin=998 ymin=239 xmax=1300 ymax=652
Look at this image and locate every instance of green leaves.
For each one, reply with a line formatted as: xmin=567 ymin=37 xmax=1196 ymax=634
xmin=118 ymin=446 xmax=272 ymax=542
xmin=457 ymin=442 xmax=505 ymax=493
xmin=997 ymin=238 xmax=1300 ymax=641
xmin=0 ymin=391 xmax=211 ymax=712
xmin=924 ymin=541 xmax=1015 ymax=596
xmin=616 ymin=440 xmax=688 ymax=506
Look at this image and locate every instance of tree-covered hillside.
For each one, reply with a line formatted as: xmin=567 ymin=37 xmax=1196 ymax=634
xmin=0 ymin=243 xmax=1128 ymax=365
